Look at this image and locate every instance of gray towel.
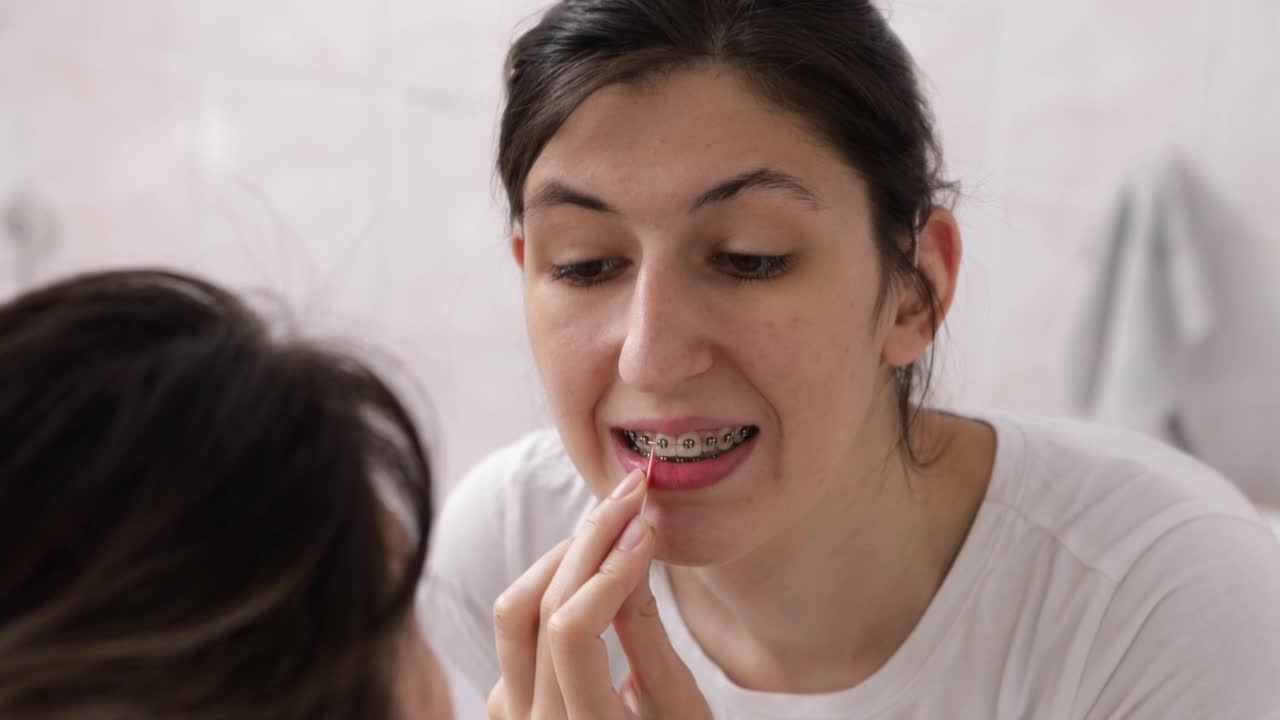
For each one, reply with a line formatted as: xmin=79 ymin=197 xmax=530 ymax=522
xmin=1066 ymin=156 xmax=1215 ymax=443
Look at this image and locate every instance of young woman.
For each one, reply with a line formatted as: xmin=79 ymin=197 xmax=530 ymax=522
xmin=424 ymin=1 xmax=1280 ymax=717
xmin=0 ymin=270 xmax=452 ymax=719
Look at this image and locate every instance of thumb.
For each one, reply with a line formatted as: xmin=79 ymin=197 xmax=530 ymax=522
xmin=613 ymin=568 xmax=711 ymax=719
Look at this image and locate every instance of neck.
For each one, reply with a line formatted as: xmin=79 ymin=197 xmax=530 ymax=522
xmin=666 ymin=410 xmax=992 ymax=693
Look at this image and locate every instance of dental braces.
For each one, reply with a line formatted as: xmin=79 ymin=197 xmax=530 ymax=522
xmin=625 ymin=427 xmax=757 ymax=463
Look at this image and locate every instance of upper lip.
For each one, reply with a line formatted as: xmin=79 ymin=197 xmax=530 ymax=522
xmin=612 ymin=417 xmax=754 ymax=435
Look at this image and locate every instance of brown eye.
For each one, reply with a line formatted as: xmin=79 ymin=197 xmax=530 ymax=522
xmin=712 ymin=253 xmax=793 ymax=282
xmin=550 ymin=258 xmax=628 ymax=287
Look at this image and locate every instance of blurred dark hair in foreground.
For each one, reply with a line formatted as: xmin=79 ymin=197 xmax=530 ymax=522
xmin=0 ymin=269 xmax=434 ymax=719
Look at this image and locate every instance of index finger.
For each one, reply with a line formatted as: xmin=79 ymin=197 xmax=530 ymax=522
xmin=543 ymin=468 xmax=649 ymax=612
xmin=549 ymin=514 xmax=654 ymax=719
xmin=534 ymin=468 xmax=648 ymax=711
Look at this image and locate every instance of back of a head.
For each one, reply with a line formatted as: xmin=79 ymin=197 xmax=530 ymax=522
xmin=0 ymin=270 xmax=434 ymax=719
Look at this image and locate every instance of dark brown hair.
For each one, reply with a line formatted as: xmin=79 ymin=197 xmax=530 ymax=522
xmin=498 ymin=0 xmax=956 ymax=462
xmin=0 ymin=269 xmax=433 ymax=719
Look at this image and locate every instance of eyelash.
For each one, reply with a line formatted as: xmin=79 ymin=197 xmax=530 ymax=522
xmin=549 ymin=253 xmax=794 ymax=287
xmin=710 ymin=252 xmax=794 ymax=282
xmin=550 ymin=259 xmax=629 ymax=287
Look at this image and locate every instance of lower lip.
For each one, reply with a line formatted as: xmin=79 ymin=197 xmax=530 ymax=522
xmin=611 ymin=430 xmax=757 ymax=491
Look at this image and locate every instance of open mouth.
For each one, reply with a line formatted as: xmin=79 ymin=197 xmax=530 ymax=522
xmin=620 ymin=426 xmax=758 ymax=464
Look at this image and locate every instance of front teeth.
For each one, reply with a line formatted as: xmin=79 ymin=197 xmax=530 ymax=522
xmin=624 ymin=426 xmax=755 ymax=461
xmin=676 ymin=433 xmax=701 ymax=458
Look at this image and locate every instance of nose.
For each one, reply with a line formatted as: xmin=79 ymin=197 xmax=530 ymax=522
xmin=617 ymin=261 xmax=715 ymax=392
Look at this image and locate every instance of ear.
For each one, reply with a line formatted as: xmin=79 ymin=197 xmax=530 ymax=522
xmin=881 ymin=207 xmax=962 ymax=367
xmin=511 ymin=227 xmax=526 ymax=270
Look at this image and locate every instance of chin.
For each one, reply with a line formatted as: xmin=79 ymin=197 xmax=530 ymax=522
xmin=648 ymin=507 xmax=753 ymax=567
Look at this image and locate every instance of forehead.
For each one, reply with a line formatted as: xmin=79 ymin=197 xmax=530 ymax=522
xmin=526 ymin=65 xmax=861 ymax=213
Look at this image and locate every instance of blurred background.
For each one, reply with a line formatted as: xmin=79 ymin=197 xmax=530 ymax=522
xmin=2 ymin=0 xmax=1277 ymax=516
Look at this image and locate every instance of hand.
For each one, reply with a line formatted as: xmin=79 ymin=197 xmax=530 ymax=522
xmin=487 ymin=468 xmax=713 ymax=719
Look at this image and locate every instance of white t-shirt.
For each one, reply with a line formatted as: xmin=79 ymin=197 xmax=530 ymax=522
xmin=421 ymin=413 xmax=1280 ymax=719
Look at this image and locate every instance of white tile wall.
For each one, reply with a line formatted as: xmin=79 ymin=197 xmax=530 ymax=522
xmin=2 ymin=1 xmax=194 ymax=280
xmin=4 ymin=1 xmax=1278 ymax=501
xmin=181 ymin=0 xmax=385 ymax=80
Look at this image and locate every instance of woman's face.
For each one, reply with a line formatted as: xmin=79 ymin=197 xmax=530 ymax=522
xmin=517 ymin=65 xmax=911 ymax=566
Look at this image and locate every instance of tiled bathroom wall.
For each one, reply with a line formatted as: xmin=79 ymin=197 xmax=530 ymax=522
xmin=3 ymin=0 xmax=1277 ymax=500
xmin=891 ymin=0 xmax=1280 ymax=504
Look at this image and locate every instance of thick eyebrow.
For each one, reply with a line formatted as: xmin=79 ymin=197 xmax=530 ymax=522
xmin=526 ymin=182 xmax=620 ymax=215
xmin=691 ymin=168 xmax=820 ymax=211
xmin=523 ymin=167 xmax=819 ymax=218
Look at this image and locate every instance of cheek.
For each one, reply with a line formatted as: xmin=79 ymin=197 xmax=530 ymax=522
xmin=398 ymin=627 xmax=453 ymax=720
xmin=526 ymin=292 xmax=605 ymax=409
xmin=525 ymin=291 xmax=619 ymax=476
xmin=753 ymin=303 xmax=878 ymax=404
xmin=742 ymin=289 xmax=884 ymax=468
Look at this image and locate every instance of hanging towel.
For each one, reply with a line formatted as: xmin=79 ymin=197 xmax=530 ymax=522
xmin=1065 ymin=155 xmax=1215 ymax=443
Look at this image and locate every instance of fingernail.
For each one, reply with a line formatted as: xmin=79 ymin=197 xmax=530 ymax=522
xmin=610 ymin=469 xmax=645 ymax=499
xmin=615 ymin=515 xmax=648 ymax=551
xmin=620 ymin=682 xmax=641 ymax=715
